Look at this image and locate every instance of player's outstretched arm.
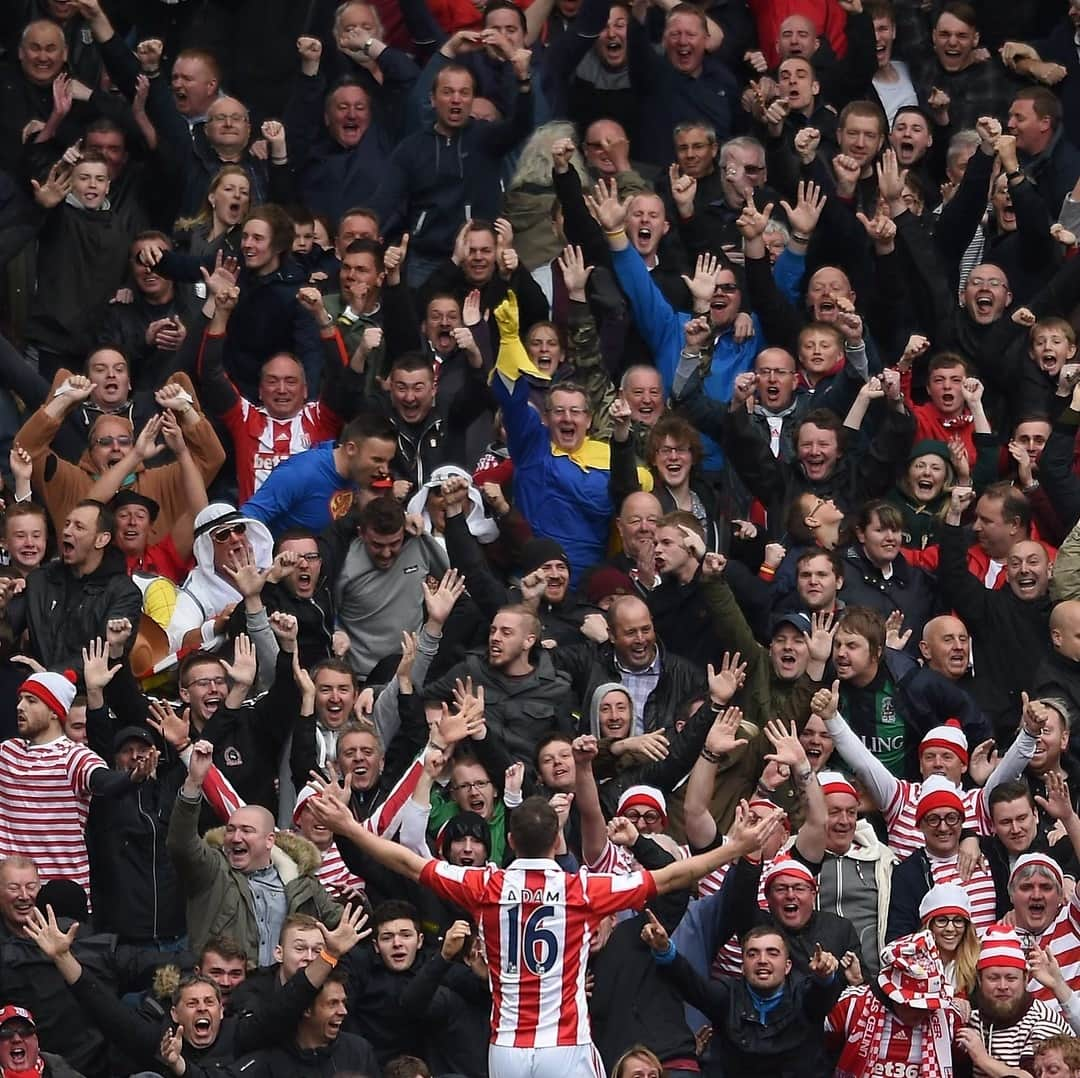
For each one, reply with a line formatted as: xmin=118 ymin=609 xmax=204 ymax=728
xmin=649 ymin=801 xmax=785 ymax=895
xmin=307 ymin=787 xmax=428 ymax=881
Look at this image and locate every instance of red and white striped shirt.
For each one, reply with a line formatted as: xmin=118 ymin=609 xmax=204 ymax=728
xmin=883 ymin=782 xmax=990 ymax=861
xmin=926 ymin=854 xmax=997 ymax=932
xmin=419 ymin=858 xmax=656 ymax=1047
xmin=314 ymin=841 xmax=365 ymax=899
xmin=1012 ymin=886 xmax=1080 ymax=1001
xmin=0 ymin=737 xmax=105 ymax=892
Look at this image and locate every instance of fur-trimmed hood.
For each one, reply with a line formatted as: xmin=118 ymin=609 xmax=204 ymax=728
xmin=204 ymin=826 xmax=322 ymax=880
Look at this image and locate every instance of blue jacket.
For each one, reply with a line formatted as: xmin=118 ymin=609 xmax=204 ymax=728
xmin=243 ymin=440 xmax=356 ymax=535
xmin=491 ymin=374 xmax=612 ymax=586
xmin=611 ymin=244 xmax=761 ymax=470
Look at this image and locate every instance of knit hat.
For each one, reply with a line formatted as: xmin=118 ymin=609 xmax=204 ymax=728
xmin=977 ymin=926 xmax=1027 ymax=971
xmin=747 ymin=797 xmax=791 ymax=833
xmin=440 ymin=811 xmax=492 ymax=858
xmin=617 ymin=785 xmax=667 ymax=825
xmin=878 ymin=930 xmax=947 ymax=1010
xmin=908 ymin=438 xmax=952 ymax=464
xmin=818 ymin=771 xmax=858 ymax=800
xmin=520 ymin=537 xmax=569 ymax=575
xmin=585 ymin=567 xmax=636 ymax=607
xmin=292 ymin=784 xmax=318 ymax=826
xmin=1009 ymin=851 xmax=1064 ymax=891
xmin=915 ymin=774 xmax=964 ymax=824
xmin=762 ymin=858 xmax=816 ymax=892
xmin=0 ymin=1006 xmax=35 ymax=1031
xmin=919 ymin=882 xmax=972 ymax=924
xmin=20 ymin=670 xmax=77 ymax=720
xmin=919 ymin=720 xmax=969 ymax=765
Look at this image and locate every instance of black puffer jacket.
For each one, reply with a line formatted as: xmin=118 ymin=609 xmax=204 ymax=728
xmin=5 ymin=547 xmax=142 ymax=672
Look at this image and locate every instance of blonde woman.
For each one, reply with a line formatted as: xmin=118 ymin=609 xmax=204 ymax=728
xmin=173 ymin=165 xmax=250 ymax=260
xmin=918 ymin=883 xmax=979 ymax=1012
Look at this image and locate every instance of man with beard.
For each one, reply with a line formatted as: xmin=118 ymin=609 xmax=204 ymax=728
xmin=942 ymin=488 xmax=1054 ymax=738
xmin=957 ymin=928 xmax=1071 ymax=1076
xmin=421 ymin=605 xmax=575 ymax=780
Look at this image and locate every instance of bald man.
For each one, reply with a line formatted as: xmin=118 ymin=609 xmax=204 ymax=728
xmin=1033 ymin=599 xmax=1080 ymax=723
xmin=167 ymin=740 xmax=341 ymax=962
xmin=920 ymin=615 xmax=971 ymax=681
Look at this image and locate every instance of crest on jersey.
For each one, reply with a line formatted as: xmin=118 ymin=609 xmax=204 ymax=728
xmin=330 ymin=490 xmax=355 ymax=520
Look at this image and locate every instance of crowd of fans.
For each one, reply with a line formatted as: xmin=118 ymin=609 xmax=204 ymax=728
xmin=7 ymin=0 xmax=1080 ymax=1075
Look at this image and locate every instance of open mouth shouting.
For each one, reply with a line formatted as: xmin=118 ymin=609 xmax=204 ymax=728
xmin=774 ymin=647 xmax=799 ymax=677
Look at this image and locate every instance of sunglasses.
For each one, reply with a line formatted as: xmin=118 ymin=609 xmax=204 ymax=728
xmin=211 ymin=523 xmax=247 ymax=543
xmin=0 ymin=1026 xmax=35 ymax=1041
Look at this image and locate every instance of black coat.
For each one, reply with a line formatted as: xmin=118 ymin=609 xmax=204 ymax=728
xmin=839 ymin=544 xmax=937 ymax=652
xmin=885 ymin=848 xmax=935 ymax=942
xmin=228 ymin=1032 xmax=380 ymax=1078
xmin=659 ymin=956 xmax=842 ymax=1078
xmin=6 ymin=548 xmax=142 ymax=672
xmin=938 ymin=522 xmax=1054 ymax=740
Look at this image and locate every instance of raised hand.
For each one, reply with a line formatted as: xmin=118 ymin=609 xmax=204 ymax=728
xmin=584 ymin=177 xmax=631 ymax=234
xmin=9 ymin=442 xmax=33 ymax=486
xmin=726 ymin=798 xmax=786 ymax=855
xmin=780 ymin=180 xmax=826 ymax=236
xmin=810 ymin=679 xmax=840 ymax=722
xmin=706 ymin=652 xmax=747 ymax=706
xmin=764 ymin=718 xmax=810 ymax=773
xmin=442 ymin=920 xmax=473 ymax=961
xmin=221 ymin=544 xmax=269 ymax=599
xmin=884 ymin=610 xmax=911 ymax=651
xmin=1035 ymin=768 xmax=1074 ymax=821
xmin=423 ymin=568 xmax=465 ymax=625
xmin=383 ymin=233 xmax=409 ymax=285
xmin=668 ymin=163 xmax=697 ymax=219
xmin=804 ymin=610 xmax=837 ymax=664
xmin=606 ymin=815 xmax=639 ymax=847
xmin=967 ymin=739 xmax=1000 ymax=786
xmin=82 ymin=636 xmax=121 ymax=694
xmin=875 ymin=148 xmax=907 ymax=204
xmin=221 ymin=633 xmax=257 ymax=690
xmin=551 ymin=136 xmax=575 ymax=174
xmin=147 ymin=699 xmax=190 ymax=749
xmin=557 ymin=245 xmax=593 ymax=300
xmin=735 ymin=191 xmax=774 ymax=240
xmin=705 ymin=705 xmax=748 ymax=756
xmin=831 ymin=153 xmax=862 ymax=196
xmin=297 ymin=35 xmax=322 ymax=74
xmin=504 ymin=761 xmax=525 ymax=796
xmin=319 ymin=902 xmax=372 ymax=957
xmin=25 ymin=905 xmax=78 ymax=960
xmin=640 ymin=909 xmax=670 ymax=953
xmin=809 ymin=943 xmax=838 ymax=979
xmin=31 ymin=161 xmax=72 ymax=209
xmin=680 ymin=252 xmax=720 ymax=310
xmin=793 ymin=127 xmax=820 ymax=165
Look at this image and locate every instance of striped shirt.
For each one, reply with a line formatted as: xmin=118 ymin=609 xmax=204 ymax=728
xmin=926 ymin=854 xmax=997 ymax=932
xmin=420 ymin=857 xmax=656 ymax=1048
xmin=968 ymin=999 xmax=1072 ymax=1076
xmin=0 ymin=736 xmax=105 ymax=892
xmin=1011 ymin=885 xmax=1080 ymax=1001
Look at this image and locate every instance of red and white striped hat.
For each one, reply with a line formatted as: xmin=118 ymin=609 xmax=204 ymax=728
xmin=919 ymin=720 xmax=969 ymax=765
xmin=878 ymin=929 xmax=947 ymax=1010
xmin=762 ymin=857 xmax=816 ymax=892
xmin=978 ymin=926 xmax=1027 ymax=971
xmin=1008 ymin=852 xmax=1064 ymax=891
xmin=617 ymin=785 xmax=667 ymax=825
xmin=20 ymin=669 xmax=77 ymax=720
xmin=818 ymin=771 xmax=857 ymax=800
xmin=919 ymin=882 xmax=971 ymax=924
xmin=292 ymin=784 xmax=317 ymax=826
xmin=915 ymin=774 xmax=964 ymax=823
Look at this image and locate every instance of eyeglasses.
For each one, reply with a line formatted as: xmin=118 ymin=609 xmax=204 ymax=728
xmin=770 ymin=883 xmax=813 ymax=895
xmin=548 ymin=406 xmax=589 ymax=418
xmin=713 ymin=283 xmax=739 ymax=294
xmin=757 ymin=367 xmax=796 ymax=378
xmin=211 ymin=523 xmax=247 ymax=543
xmin=291 ymin=552 xmax=322 ymax=563
xmin=92 ymin=435 xmax=133 ymax=448
xmin=922 ymin=811 xmax=962 ymax=828
xmin=656 ymin=445 xmax=690 ymax=456
xmin=186 ymin=676 xmax=227 ymax=689
xmin=625 ymin=809 xmax=662 ymax=825
xmin=930 ymin=915 xmax=968 ymax=929
xmin=0 ymin=1026 xmax=35 ymax=1041
xmin=208 ymin=112 xmax=247 ymax=124
xmin=968 ymin=276 xmax=1005 ymax=289
xmin=453 ymin=780 xmax=492 ymax=793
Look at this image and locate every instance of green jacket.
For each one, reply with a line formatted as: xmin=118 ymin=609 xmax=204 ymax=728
xmin=166 ymin=794 xmax=342 ymax=962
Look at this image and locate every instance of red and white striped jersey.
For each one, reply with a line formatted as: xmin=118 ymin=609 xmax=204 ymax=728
xmin=925 ymin=854 xmax=997 ymax=932
xmin=223 ymin=397 xmax=342 ymax=503
xmin=0 ymin=737 xmax=105 ymax=892
xmin=419 ymin=857 xmax=657 ymax=1047
xmin=1013 ymin=886 xmax=1080 ymax=1000
xmin=883 ymin=781 xmax=990 ymax=861
xmin=315 ymin=841 xmax=365 ymax=899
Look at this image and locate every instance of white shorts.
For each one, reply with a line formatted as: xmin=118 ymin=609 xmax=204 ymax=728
xmin=488 ymin=1042 xmax=606 ymax=1078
